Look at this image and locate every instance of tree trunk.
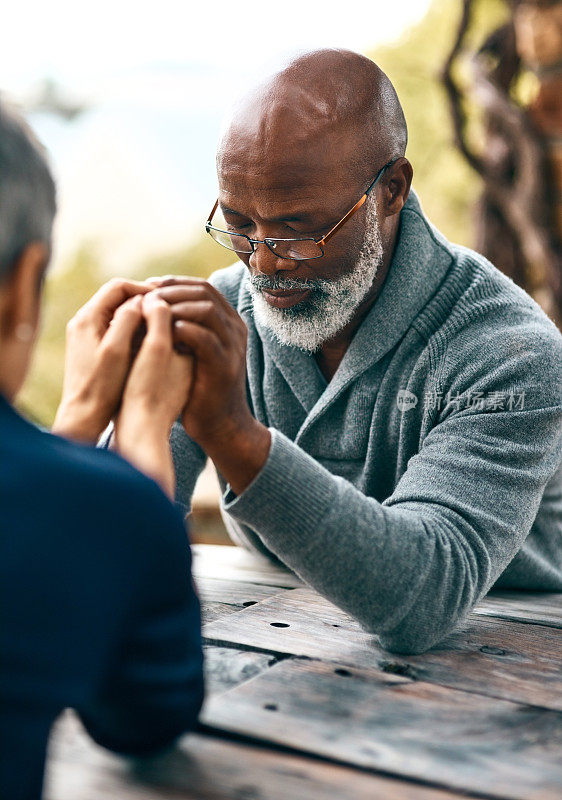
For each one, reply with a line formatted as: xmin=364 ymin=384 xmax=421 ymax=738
xmin=442 ymin=0 xmax=562 ymax=329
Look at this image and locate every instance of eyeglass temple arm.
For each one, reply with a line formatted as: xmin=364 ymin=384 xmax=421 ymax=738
xmin=318 ymin=159 xmax=397 ymax=246
xmin=318 ymin=194 xmax=369 ymax=246
xmin=206 ymin=199 xmax=219 ymax=226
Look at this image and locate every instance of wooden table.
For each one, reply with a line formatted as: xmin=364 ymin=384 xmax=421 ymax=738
xmin=45 ymin=544 xmax=562 ymax=800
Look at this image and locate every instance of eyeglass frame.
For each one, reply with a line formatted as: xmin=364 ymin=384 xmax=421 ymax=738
xmin=204 ymin=157 xmax=399 ymax=261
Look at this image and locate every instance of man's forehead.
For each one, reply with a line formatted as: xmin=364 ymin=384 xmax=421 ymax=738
xmin=218 ymin=177 xmax=335 ymax=223
xmin=217 ymin=75 xmax=368 ymax=181
xmin=219 ymin=128 xmax=359 ymax=192
xmin=217 ymin=154 xmax=349 ymax=217
xmin=220 ymin=152 xmax=335 ymax=187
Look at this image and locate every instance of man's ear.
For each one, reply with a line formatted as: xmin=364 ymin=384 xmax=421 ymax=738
xmin=0 ymin=242 xmax=49 ymax=341
xmin=383 ymin=157 xmax=413 ymax=217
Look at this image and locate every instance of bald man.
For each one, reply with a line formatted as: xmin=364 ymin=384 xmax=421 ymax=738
xmin=156 ymin=50 xmax=562 ymax=654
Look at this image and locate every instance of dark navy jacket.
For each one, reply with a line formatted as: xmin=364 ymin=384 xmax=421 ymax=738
xmin=0 ymin=395 xmax=204 ymax=800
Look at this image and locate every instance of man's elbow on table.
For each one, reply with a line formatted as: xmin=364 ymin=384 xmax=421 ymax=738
xmin=366 ymin=602 xmax=471 ymax=655
xmin=356 ymin=538 xmax=480 ymax=655
xmin=375 ymin=616 xmax=459 ymax=656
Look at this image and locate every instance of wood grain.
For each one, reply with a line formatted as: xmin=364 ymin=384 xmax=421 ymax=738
xmin=192 ymin=544 xmax=302 ymax=588
xmin=472 ymin=591 xmax=562 ymax=629
xmin=43 ymin=547 xmax=562 ymax=800
xmin=204 ymin=645 xmax=277 ymax=696
xmin=200 ymin=601 xmax=242 ymax=624
xmin=196 ymin=577 xmax=290 ymax=606
xmin=203 ymin=588 xmax=562 ymax=709
xmin=202 ymin=657 xmax=562 ymax=800
xmin=45 ymin=712 xmax=473 ymax=800
xmin=198 ymin=578 xmax=292 ymax=623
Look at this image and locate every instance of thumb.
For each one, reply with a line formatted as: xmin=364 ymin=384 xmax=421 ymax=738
xmin=142 ymin=292 xmax=173 ymax=341
xmin=135 ymin=292 xmax=174 ymax=366
xmin=103 ymin=294 xmax=144 ymax=352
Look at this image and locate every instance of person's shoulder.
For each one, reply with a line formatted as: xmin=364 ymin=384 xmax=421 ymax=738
xmin=208 ymin=261 xmax=249 ymax=311
xmin=404 ymin=191 xmax=560 ymax=348
xmin=434 ymin=245 xmax=562 ymax=410
xmin=446 ymin=240 xmax=561 ymax=343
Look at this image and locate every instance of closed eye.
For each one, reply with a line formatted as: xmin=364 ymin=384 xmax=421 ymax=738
xmin=225 ymin=219 xmax=322 ymax=237
xmin=228 ymin=222 xmax=301 ymax=236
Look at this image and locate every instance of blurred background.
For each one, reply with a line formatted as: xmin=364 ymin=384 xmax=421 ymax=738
xmin=4 ymin=0 xmax=561 ymax=541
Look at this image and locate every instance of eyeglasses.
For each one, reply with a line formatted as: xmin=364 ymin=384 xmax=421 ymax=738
xmin=204 ymin=158 xmax=397 ymax=261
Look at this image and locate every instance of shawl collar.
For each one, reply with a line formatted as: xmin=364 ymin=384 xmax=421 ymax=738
xmin=238 ymin=190 xmax=454 ymax=425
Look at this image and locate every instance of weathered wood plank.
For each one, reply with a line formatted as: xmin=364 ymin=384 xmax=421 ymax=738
xmin=45 ymin=712 xmax=473 ymax=800
xmin=193 ymin=545 xmax=562 ymax=624
xmin=405 ymin=618 xmax=562 ymax=711
xmin=200 ymin=601 xmax=241 ymax=624
xmin=204 ymin=645 xmax=277 ymax=696
xmin=201 ymin=657 xmax=562 ymax=800
xmin=198 ymin=578 xmax=292 ymax=623
xmin=203 ymin=588 xmax=562 ymax=710
xmin=192 ymin=544 xmax=302 ymax=588
xmin=473 ymin=591 xmax=562 ymax=629
xmin=196 ymin=576 xmax=290 ymax=606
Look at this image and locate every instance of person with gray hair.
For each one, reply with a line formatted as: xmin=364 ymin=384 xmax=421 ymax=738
xmin=0 ymin=101 xmax=203 ymax=800
xmin=0 ymin=101 xmax=56 ymax=281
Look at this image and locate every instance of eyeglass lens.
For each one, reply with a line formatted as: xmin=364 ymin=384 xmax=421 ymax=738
xmin=207 ymin=227 xmax=323 ymax=260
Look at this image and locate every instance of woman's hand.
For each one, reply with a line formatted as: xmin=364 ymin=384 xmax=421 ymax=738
xmin=53 ymin=279 xmax=151 ymax=443
xmin=148 ymin=277 xmax=271 ymax=496
xmin=113 ymin=292 xmax=194 ymax=498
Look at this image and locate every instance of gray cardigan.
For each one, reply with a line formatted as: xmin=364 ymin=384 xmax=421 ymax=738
xmin=172 ymin=190 xmax=562 ymax=654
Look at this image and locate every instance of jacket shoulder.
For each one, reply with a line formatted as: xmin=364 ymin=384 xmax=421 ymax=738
xmin=430 ymin=249 xmax=562 ymax=412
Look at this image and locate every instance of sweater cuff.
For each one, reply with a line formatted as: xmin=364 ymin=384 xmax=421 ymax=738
xmin=222 ymin=428 xmax=336 ymax=545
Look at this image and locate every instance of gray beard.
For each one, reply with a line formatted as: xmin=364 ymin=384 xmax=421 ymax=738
xmin=247 ymin=196 xmax=384 ymax=352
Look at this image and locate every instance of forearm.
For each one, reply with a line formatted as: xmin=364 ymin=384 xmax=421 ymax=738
xmin=52 ymin=399 xmax=106 ymax=445
xmin=219 ymin=427 xmax=547 ymax=654
xmin=114 ymin=419 xmax=176 ymax=499
xmin=170 ymin=422 xmax=208 ymax=513
xmin=201 ymin=416 xmax=271 ymax=497
xmin=221 ymin=430 xmax=437 ymax=643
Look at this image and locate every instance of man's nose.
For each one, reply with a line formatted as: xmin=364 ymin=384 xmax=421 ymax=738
xmin=249 ymin=242 xmax=296 ymax=276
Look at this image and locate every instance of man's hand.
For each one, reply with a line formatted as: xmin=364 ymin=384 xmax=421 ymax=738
xmin=113 ymin=292 xmax=194 ymax=498
xmin=152 ymin=277 xmax=271 ymax=495
xmin=53 ymin=279 xmax=151 ymax=443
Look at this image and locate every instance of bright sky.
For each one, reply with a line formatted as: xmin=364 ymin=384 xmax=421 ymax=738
xmin=1 ymin=0 xmax=433 ymax=273
xmin=2 ymin=0 xmax=431 ymax=93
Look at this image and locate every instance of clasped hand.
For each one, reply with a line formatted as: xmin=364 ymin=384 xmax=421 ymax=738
xmin=53 ymin=275 xmax=270 ymax=499
xmin=53 ymin=278 xmax=194 ymax=498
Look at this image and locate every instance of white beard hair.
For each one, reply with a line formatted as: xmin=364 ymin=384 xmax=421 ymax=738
xmin=248 ymin=195 xmax=384 ymax=352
